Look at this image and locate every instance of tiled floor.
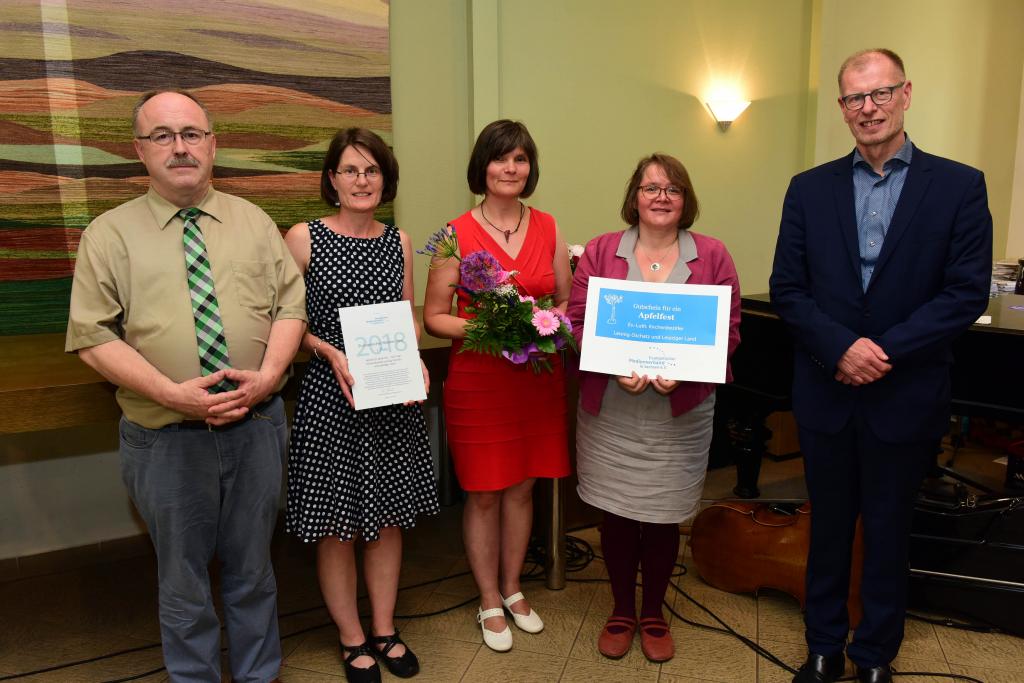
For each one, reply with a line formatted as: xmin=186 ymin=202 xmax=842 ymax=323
xmin=1 ymin=450 xmax=1021 ymax=682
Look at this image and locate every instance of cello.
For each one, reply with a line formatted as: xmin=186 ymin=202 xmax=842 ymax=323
xmin=689 ymin=501 xmax=864 ymax=626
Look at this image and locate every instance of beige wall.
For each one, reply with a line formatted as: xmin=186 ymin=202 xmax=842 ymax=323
xmin=494 ymin=0 xmax=815 ymax=295
xmin=390 ymin=0 xmax=475 ymax=303
xmin=1008 ymin=63 xmax=1024 ymax=260
xmin=392 ymin=0 xmax=817 ymax=295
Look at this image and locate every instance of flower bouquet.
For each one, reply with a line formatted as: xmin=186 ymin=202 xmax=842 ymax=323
xmin=419 ymin=226 xmax=576 ymax=372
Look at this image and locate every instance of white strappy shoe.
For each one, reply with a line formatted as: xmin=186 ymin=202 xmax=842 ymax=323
xmin=501 ymin=592 xmax=544 ymax=633
xmin=477 ymin=606 xmax=513 ymax=651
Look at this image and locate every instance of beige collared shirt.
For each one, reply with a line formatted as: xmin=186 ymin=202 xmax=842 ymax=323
xmin=66 ymin=187 xmax=307 ymax=427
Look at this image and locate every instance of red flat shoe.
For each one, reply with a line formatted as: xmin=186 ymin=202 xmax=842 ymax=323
xmin=598 ymin=615 xmax=637 ymax=659
xmin=638 ymin=617 xmax=674 ymax=662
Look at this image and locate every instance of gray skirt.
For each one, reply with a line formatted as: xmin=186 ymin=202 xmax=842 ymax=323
xmin=576 ymin=383 xmax=715 ymax=524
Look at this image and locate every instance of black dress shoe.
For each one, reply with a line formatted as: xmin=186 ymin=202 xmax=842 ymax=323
xmin=793 ymin=652 xmax=846 ymax=683
xmin=370 ymin=630 xmax=420 ymax=678
xmin=339 ymin=642 xmax=382 ymax=683
xmin=856 ymin=664 xmax=893 ymax=683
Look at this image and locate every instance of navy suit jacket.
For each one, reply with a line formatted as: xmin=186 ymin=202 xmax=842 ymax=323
xmin=769 ymin=144 xmax=992 ymax=442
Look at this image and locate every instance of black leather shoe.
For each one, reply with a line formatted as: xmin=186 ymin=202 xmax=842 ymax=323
xmin=793 ymin=652 xmax=846 ymax=683
xmin=339 ymin=642 xmax=382 ymax=683
xmin=856 ymin=664 xmax=893 ymax=683
xmin=370 ymin=630 xmax=420 ymax=678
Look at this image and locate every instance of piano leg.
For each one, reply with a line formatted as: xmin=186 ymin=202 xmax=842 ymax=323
xmin=732 ymin=407 xmax=772 ymax=499
xmin=711 ymin=386 xmax=783 ymax=499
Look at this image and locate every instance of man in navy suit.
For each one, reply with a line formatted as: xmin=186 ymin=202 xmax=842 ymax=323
xmin=769 ymin=49 xmax=992 ymax=683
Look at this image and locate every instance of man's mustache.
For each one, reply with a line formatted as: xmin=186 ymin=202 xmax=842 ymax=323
xmin=167 ymin=155 xmax=200 ymax=168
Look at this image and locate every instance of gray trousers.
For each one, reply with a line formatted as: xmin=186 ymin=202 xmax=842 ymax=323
xmin=119 ymin=396 xmax=286 ymax=683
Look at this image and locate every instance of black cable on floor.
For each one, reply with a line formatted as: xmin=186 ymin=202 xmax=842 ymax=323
xmin=0 ymin=529 xmax=992 ymax=683
xmin=0 ymin=644 xmax=160 ymax=682
xmin=98 ymin=536 xmax=991 ymax=683
xmin=907 ymin=611 xmax=996 ymax=633
xmin=584 ymin=541 xmax=986 ymax=683
xmin=664 ymin=569 xmax=985 ymax=682
xmin=0 ymin=566 xmax=484 ymax=682
xmin=0 ymin=567 xmax=480 ymax=683
xmin=102 ymin=667 xmax=165 ymax=683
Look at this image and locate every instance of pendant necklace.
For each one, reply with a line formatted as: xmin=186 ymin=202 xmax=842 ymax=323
xmin=639 ymin=239 xmax=678 ymax=272
xmin=480 ymin=201 xmax=526 ymax=244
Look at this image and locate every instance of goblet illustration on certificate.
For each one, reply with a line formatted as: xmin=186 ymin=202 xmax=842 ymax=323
xmin=604 ymin=293 xmax=623 ymax=324
xmin=580 ymin=277 xmax=731 ymax=383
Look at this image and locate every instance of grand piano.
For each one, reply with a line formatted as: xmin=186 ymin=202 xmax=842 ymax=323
xmin=724 ymin=292 xmax=1024 ymax=634
xmin=722 ymin=292 xmax=1024 ymax=493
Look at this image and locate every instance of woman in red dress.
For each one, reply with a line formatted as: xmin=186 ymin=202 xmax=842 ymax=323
xmin=423 ymin=120 xmax=571 ymax=652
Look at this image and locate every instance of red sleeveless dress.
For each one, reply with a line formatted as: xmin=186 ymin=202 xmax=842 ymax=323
xmin=443 ymin=207 xmax=570 ymax=491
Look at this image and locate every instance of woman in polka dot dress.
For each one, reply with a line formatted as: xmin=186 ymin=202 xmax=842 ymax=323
xmin=284 ymin=128 xmax=438 ymax=683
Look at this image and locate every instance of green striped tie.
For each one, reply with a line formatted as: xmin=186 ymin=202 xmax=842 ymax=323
xmin=180 ymin=208 xmax=235 ymax=393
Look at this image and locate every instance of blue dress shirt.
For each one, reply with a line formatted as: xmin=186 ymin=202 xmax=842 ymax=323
xmin=852 ymin=136 xmax=913 ymax=290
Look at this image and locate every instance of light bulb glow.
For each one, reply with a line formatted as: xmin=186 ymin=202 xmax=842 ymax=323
xmin=705 ymin=99 xmax=750 ymax=123
xmin=704 ymin=83 xmax=750 ymax=131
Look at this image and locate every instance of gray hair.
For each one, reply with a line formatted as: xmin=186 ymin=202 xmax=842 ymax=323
xmin=837 ymin=48 xmax=906 ymax=89
xmin=132 ymin=89 xmax=213 ymax=135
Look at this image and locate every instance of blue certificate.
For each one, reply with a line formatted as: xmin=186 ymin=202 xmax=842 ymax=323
xmin=579 ymin=277 xmax=731 ymax=383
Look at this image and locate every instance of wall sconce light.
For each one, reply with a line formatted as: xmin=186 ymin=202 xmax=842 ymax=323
xmin=705 ymin=98 xmax=750 ymax=131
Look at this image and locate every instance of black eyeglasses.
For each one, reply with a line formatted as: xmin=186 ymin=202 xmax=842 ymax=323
xmin=840 ymin=82 xmax=905 ymax=111
xmin=135 ymin=128 xmax=212 ymax=146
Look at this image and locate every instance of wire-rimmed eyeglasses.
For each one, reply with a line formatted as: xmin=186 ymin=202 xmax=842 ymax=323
xmin=639 ymin=184 xmax=683 ymax=200
xmin=135 ymin=128 xmax=212 ymax=146
xmin=335 ymin=167 xmax=382 ymax=181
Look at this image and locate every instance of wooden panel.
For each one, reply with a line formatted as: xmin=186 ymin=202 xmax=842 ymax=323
xmin=766 ymin=410 xmax=801 ymax=459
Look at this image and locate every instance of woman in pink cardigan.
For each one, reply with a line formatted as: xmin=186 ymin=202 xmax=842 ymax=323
xmin=566 ymin=153 xmax=741 ymax=663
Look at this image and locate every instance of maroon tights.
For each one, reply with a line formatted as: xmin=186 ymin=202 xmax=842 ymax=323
xmin=601 ymin=511 xmax=680 ymax=628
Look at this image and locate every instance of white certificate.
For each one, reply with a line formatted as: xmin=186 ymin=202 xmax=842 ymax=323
xmin=338 ymin=301 xmax=426 ymax=410
xmin=579 ymin=277 xmax=731 ymax=383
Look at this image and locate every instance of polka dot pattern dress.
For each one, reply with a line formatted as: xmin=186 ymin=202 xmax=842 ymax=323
xmin=286 ymin=220 xmax=439 ymax=543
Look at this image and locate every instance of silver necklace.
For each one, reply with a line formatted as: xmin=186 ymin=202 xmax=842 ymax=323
xmin=639 ymin=240 xmax=677 ymax=272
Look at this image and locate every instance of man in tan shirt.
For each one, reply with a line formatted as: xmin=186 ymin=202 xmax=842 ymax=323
xmin=66 ymin=89 xmax=306 ymax=682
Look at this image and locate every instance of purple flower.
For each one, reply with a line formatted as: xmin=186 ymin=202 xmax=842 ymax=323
xmin=417 ymin=225 xmax=460 ymax=264
xmin=460 ymin=250 xmax=507 ymax=293
xmin=502 ymin=347 xmax=530 ymax=364
xmin=554 ymin=309 xmax=572 ymax=332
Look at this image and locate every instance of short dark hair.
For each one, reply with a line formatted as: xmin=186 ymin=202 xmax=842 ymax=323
xmin=620 ymin=153 xmax=700 ymax=230
xmin=837 ymin=48 xmax=906 ymax=89
xmin=132 ymin=89 xmax=212 ymax=135
xmin=320 ymin=128 xmax=399 ymax=206
xmin=466 ymin=120 xmax=539 ymax=198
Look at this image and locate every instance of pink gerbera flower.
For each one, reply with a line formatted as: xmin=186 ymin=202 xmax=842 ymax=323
xmin=531 ymin=309 xmax=560 ymax=336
